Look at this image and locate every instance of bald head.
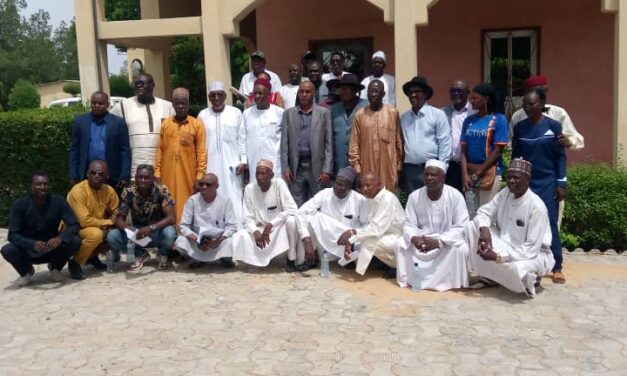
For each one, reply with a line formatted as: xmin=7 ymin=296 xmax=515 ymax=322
xmin=450 ymin=79 xmax=469 ymax=108
xmin=360 ymin=172 xmax=382 ymax=199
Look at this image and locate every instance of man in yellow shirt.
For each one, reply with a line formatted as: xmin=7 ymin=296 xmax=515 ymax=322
xmin=66 ymin=160 xmax=119 ymax=280
xmin=155 ymin=87 xmax=207 ymax=225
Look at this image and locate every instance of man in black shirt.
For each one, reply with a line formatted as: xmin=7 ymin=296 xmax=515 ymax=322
xmin=1 ymin=171 xmax=80 ymax=287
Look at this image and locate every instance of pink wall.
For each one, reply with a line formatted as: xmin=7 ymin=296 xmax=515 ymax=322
xmin=255 ymin=0 xmax=394 ymax=79
xmin=419 ymin=0 xmax=615 ymax=163
xmin=254 ymin=0 xmax=614 ymax=163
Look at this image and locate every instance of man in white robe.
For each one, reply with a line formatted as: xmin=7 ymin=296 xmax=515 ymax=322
xmin=197 ymin=81 xmax=246 ymax=228
xmin=232 ymin=160 xmax=305 ymax=271
xmin=239 ymin=50 xmax=282 ymax=96
xmin=396 ymin=160 xmax=470 ymax=291
xmin=337 ymin=172 xmax=405 ymax=277
xmin=297 ymin=167 xmax=368 ymax=265
xmin=359 ymin=51 xmax=396 ymax=106
xmin=110 ymin=73 xmax=174 ymax=178
xmin=243 ymin=78 xmax=284 ymax=184
xmin=174 ymin=173 xmax=237 ymax=268
xmin=465 ymin=158 xmax=555 ymax=297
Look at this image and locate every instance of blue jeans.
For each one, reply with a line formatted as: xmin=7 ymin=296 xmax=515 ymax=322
xmin=106 ymin=226 xmax=176 ymax=256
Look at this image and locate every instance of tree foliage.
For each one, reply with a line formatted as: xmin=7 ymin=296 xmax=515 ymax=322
xmin=63 ymin=82 xmax=81 ymax=97
xmin=104 ymin=0 xmax=141 ymax=21
xmin=109 ymin=74 xmax=134 ymax=97
xmin=0 ymin=0 xmax=79 ymax=109
xmin=170 ymin=36 xmax=205 ymax=105
xmin=8 ymin=79 xmax=40 ymax=110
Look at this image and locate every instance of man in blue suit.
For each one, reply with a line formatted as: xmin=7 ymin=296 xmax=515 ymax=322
xmin=69 ymin=92 xmax=131 ymax=191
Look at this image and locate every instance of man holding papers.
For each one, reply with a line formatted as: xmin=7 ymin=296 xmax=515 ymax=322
xmin=174 ymin=173 xmax=237 ymax=269
xmin=106 ymin=165 xmax=177 ymax=270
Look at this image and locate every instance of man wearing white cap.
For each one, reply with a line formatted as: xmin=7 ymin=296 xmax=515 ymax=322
xmin=396 ymin=160 xmax=470 ymax=291
xmin=232 ymin=159 xmax=305 ymax=272
xmin=465 ymin=158 xmax=555 ymax=297
xmin=359 ymin=51 xmax=396 ymax=106
xmin=297 ymin=166 xmax=369 ymax=266
xmin=197 ymin=81 xmax=246 ymax=227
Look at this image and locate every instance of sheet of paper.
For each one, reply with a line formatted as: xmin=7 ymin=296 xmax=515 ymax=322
xmin=338 ymin=250 xmax=360 ymax=266
xmin=124 ymin=228 xmax=152 ymax=247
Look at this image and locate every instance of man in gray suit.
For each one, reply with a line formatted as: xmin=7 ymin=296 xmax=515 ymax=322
xmin=281 ymin=81 xmax=333 ymax=207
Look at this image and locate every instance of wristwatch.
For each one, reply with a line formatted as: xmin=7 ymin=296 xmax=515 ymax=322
xmin=471 ymin=174 xmax=478 ymax=181
xmin=150 ymin=224 xmax=157 ymax=231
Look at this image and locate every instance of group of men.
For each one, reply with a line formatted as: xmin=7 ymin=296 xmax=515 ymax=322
xmin=2 ymin=48 xmax=583 ymax=297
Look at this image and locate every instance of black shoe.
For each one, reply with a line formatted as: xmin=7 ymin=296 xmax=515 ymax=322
xmin=382 ymin=267 xmax=397 ymax=279
xmin=219 ymin=258 xmax=235 ymax=268
xmin=88 ymin=256 xmax=107 ymax=270
xmin=188 ymin=261 xmax=206 ymax=270
xmin=68 ymin=260 xmax=86 ymax=280
xmin=285 ymin=260 xmax=296 ymax=273
xmin=295 ymin=261 xmax=315 ymax=272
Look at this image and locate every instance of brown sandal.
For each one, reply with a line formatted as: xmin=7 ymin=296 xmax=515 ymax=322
xmin=552 ymin=271 xmax=566 ymax=284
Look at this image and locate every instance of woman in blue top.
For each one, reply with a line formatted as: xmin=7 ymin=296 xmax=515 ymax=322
xmin=460 ymin=84 xmax=509 ymax=212
xmin=512 ymin=88 xmax=567 ymax=284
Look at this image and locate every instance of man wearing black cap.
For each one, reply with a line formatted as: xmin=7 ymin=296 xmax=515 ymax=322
xmin=399 ymin=76 xmax=451 ymax=195
xmin=239 ymin=50 xmax=282 ymax=96
xmin=330 ymin=74 xmax=368 ymax=175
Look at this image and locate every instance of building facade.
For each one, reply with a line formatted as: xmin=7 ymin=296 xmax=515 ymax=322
xmin=74 ymin=0 xmax=627 ymax=166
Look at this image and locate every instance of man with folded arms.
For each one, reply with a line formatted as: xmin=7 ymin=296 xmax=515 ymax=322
xmin=297 ymin=166 xmax=368 ymax=265
xmin=174 ymin=173 xmax=237 ymax=269
xmin=465 ymin=158 xmax=555 ymax=297
xmin=232 ymin=159 xmax=306 ymax=272
xmin=396 ymin=160 xmax=469 ymax=291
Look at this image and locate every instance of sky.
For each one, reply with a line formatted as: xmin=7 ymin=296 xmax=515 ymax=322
xmin=22 ymin=0 xmax=127 ymax=75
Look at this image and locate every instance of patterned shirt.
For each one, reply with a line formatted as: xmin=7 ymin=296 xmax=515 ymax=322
xmin=119 ymin=183 xmax=175 ymax=226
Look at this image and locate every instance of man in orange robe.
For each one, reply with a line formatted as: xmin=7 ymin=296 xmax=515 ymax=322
xmin=155 ymin=88 xmax=207 ymax=225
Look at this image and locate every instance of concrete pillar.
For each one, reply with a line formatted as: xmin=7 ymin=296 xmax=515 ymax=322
xmin=392 ymin=0 xmax=430 ymax=114
xmin=74 ymin=0 xmax=110 ymax=102
xmin=200 ymin=0 xmax=234 ymax=105
xmin=613 ymin=1 xmax=627 ymax=167
xmin=143 ymin=45 xmax=172 ymax=100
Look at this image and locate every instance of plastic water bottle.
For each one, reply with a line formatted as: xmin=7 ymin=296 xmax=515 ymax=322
xmin=106 ymin=249 xmax=115 ymax=273
xmin=126 ymin=239 xmax=135 ymax=264
xmin=465 ymin=189 xmax=477 ymax=218
xmin=411 ymin=262 xmax=422 ymax=292
xmin=320 ymin=251 xmax=330 ymax=278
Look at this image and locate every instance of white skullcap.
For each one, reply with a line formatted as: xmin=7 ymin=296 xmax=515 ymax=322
xmin=208 ymin=81 xmax=226 ymax=93
xmin=372 ymin=51 xmax=386 ymax=61
xmin=425 ymin=159 xmax=447 ymax=173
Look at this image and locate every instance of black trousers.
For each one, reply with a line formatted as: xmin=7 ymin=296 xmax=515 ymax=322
xmin=1 ymin=237 xmax=80 ymax=277
xmin=446 ymin=161 xmax=464 ymax=194
xmin=400 ymin=163 xmax=426 ymax=195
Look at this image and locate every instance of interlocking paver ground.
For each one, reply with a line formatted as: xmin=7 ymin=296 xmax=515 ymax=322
xmin=1 ymin=228 xmax=626 ymax=375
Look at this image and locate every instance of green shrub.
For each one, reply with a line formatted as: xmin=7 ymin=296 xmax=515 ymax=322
xmin=561 ymin=163 xmax=627 ymax=250
xmin=8 ymin=80 xmax=40 ymax=110
xmin=62 ymin=82 xmax=81 ymax=97
xmin=109 ymin=74 xmax=134 ymax=97
xmin=0 ymin=106 xmax=85 ymax=226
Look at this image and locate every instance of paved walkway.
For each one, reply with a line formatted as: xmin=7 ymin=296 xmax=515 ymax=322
xmin=1 ymin=229 xmax=626 ymax=375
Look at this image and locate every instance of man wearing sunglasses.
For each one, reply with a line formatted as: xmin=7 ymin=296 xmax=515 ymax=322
xmin=174 ymin=173 xmax=237 ymax=269
xmin=66 ymin=160 xmax=119 ymax=280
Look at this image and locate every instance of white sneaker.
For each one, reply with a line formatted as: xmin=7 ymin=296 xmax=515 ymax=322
xmin=16 ymin=274 xmax=32 ymax=288
xmin=50 ymin=269 xmax=64 ymax=282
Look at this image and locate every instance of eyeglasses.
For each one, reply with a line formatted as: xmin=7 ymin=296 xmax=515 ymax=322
xmin=208 ymin=93 xmax=225 ymax=98
xmin=449 ymin=89 xmax=466 ymax=94
xmin=89 ymin=171 xmax=106 ymax=177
